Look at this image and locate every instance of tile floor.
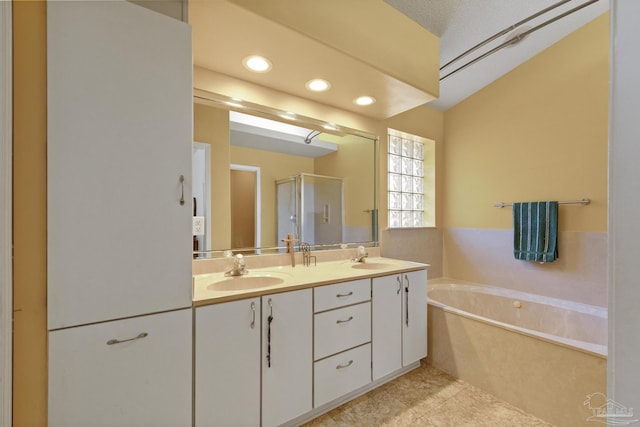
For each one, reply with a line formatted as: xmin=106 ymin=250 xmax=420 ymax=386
xmin=302 ymin=361 xmax=553 ymax=427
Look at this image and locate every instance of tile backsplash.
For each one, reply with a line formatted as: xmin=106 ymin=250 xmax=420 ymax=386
xmin=443 ymin=228 xmax=607 ymax=307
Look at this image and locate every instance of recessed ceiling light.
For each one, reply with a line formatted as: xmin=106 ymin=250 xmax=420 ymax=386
xmin=242 ymin=55 xmax=272 ymax=73
xmin=354 ymin=96 xmax=376 ymax=106
xmin=306 ymin=79 xmax=331 ymax=92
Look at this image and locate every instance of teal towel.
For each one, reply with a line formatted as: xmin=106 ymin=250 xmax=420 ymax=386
xmin=513 ymin=201 xmax=558 ymax=262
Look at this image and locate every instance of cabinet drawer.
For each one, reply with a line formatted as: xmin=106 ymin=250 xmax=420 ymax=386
xmin=314 ymin=344 xmax=371 ymax=408
xmin=314 ymin=278 xmax=370 ymax=313
xmin=314 ymin=302 xmax=371 ymax=360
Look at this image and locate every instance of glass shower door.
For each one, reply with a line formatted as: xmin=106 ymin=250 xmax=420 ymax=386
xmin=276 ymin=173 xmax=344 ymax=248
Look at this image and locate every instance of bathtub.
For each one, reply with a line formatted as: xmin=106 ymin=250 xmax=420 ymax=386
xmin=427 ymin=279 xmax=607 ymax=426
xmin=428 ymin=280 xmax=607 ymax=356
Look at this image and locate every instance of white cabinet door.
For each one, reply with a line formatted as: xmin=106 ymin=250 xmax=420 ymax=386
xmin=49 ymin=309 xmax=192 ymax=427
xmin=47 ymin=1 xmax=193 ymax=329
xmin=372 ymin=274 xmax=402 ymax=380
xmin=402 ymin=270 xmax=428 ymax=366
xmin=262 ymin=289 xmax=313 ymax=427
xmin=195 ymin=298 xmax=261 ymax=427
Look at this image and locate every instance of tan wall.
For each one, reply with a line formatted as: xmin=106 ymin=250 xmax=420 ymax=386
xmin=443 ymin=14 xmax=609 ymax=232
xmin=194 ymin=103 xmax=232 ymax=250
xmin=230 ymin=145 xmax=314 ymax=248
xmin=378 ymin=106 xmax=445 ymax=275
xmin=441 ymin=14 xmax=610 ymax=305
xmin=12 ymin=1 xmax=48 ymax=425
xmin=230 ymin=169 xmax=256 ymax=248
xmin=380 ymin=105 xmax=444 ymax=229
xmin=314 ymin=134 xmax=375 ymax=229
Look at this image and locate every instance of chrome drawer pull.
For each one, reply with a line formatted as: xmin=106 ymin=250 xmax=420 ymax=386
xmin=336 ymin=291 xmax=353 ymax=298
xmin=336 ymin=360 xmax=354 ymax=370
xmin=106 ymin=332 xmax=148 ymax=346
xmin=336 ymin=316 xmax=354 ymax=324
xmin=179 ymin=175 xmax=185 ymax=206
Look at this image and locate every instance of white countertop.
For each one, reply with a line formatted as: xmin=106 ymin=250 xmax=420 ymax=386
xmin=193 ymin=257 xmax=428 ymax=306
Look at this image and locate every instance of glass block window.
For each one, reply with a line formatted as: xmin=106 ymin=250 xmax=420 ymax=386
xmin=388 ymin=129 xmax=434 ymax=228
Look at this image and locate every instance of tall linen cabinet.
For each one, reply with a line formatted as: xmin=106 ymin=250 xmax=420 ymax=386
xmin=46 ymin=2 xmax=193 ymax=426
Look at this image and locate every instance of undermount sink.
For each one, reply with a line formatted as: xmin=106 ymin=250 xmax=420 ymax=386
xmin=351 ymin=262 xmax=397 ymax=270
xmin=207 ymin=273 xmax=287 ymax=291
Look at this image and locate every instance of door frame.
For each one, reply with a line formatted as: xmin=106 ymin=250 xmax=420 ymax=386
xmin=193 ymin=142 xmax=211 ymax=252
xmin=0 ymin=1 xmax=13 ymax=425
xmin=230 ymin=164 xmax=261 ymax=250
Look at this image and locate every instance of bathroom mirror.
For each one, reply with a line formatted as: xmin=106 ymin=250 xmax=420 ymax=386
xmin=193 ymin=93 xmax=378 ymax=258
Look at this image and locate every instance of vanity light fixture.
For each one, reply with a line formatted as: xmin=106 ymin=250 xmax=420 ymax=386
xmin=306 ymin=79 xmax=331 ymax=92
xmin=354 ymin=96 xmax=376 ymax=106
xmin=242 ymin=55 xmax=272 ymax=73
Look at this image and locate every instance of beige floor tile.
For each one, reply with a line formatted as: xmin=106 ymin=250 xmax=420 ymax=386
xmin=385 ymin=365 xmax=468 ymax=416
xmin=327 ymin=393 xmax=423 ymax=427
xmin=423 ymin=385 xmax=553 ymax=427
xmin=302 ymin=363 xmax=553 ymax=427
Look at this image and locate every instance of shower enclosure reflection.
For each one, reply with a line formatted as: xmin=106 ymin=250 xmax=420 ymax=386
xmin=277 ymin=174 xmax=348 ymax=250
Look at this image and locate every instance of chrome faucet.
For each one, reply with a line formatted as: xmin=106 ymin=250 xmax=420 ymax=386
xmin=352 ymin=246 xmax=368 ymax=263
xmin=225 ymin=253 xmax=247 ymax=277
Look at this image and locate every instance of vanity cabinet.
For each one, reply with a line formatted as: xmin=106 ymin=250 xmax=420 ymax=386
xmin=49 ymin=309 xmax=192 ymax=427
xmin=192 ymin=270 xmax=426 ymax=426
xmin=372 ymin=269 xmax=427 ymax=380
xmin=195 ymin=298 xmax=261 ymax=427
xmin=195 ymin=289 xmax=312 ymax=427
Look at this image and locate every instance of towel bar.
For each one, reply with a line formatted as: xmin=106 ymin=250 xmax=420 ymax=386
xmin=494 ymin=198 xmax=590 ymax=208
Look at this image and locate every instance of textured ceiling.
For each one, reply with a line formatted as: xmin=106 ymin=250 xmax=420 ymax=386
xmin=385 ymin=0 xmax=609 ymax=110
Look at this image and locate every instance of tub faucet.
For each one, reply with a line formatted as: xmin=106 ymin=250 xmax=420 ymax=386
xmin=352 ymin=246 xmax=368 ymax=263
xmin=225 ymin=253 xmax=247 ymax=276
